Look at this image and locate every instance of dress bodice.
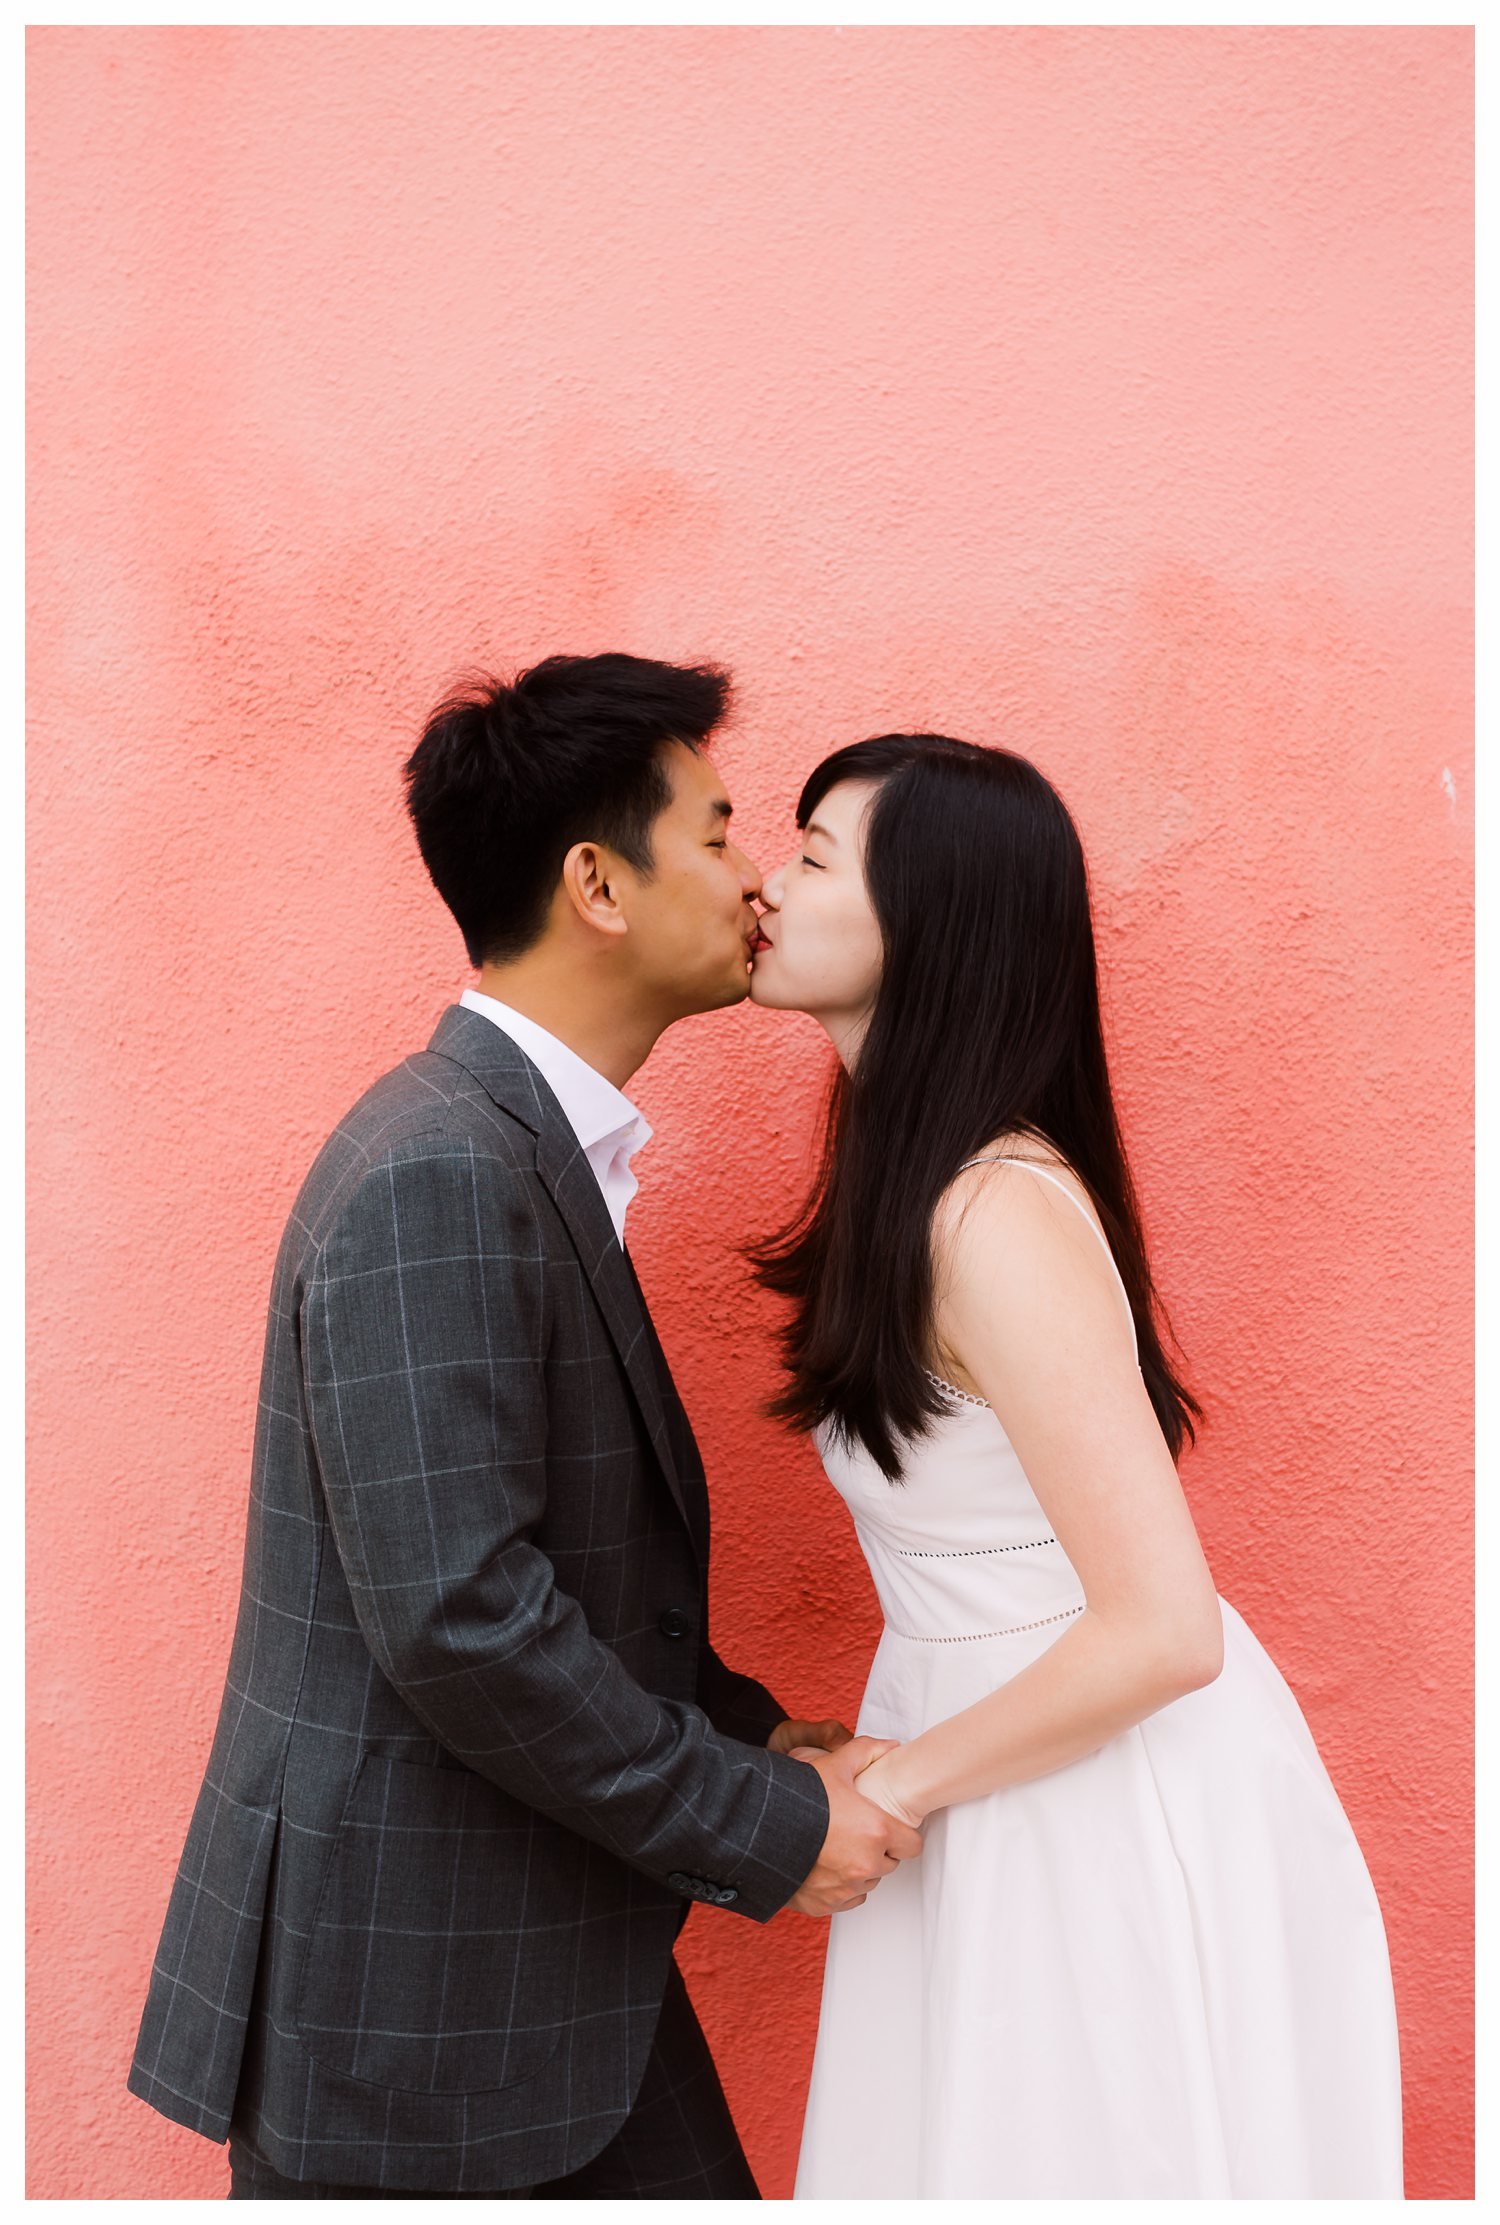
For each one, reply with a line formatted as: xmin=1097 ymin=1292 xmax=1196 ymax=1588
xmin=814 ymin=1156 xmax=1139 ymax=1647
xmin=816 ymin=1386 xmax=1090 ymax=1643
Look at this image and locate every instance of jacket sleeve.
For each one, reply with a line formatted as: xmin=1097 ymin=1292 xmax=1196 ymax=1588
xmin=300 ymin=1137 xmax=828 ymax=1922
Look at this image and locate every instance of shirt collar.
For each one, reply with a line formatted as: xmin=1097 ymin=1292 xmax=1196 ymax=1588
xmin=458 ymin=988 xmax=652 ymax=1157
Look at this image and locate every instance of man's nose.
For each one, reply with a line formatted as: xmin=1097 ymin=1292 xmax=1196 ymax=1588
xmin=736 ymin=846 xmax=763 ymax=901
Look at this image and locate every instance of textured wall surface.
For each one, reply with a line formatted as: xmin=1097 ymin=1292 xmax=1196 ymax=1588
xmin=27 ymin=26 xmax=1471 ymax=2201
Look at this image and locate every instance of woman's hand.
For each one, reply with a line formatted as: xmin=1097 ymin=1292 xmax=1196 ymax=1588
xmin=768 ymin=1716 xmax=854 ymax=1757
xmin=850 ymin=1747 xmax=926 ymax=1830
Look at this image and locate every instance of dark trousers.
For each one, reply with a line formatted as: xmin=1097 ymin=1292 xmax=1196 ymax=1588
xmin=227 ymin=1959 xmax=760 ymax=2201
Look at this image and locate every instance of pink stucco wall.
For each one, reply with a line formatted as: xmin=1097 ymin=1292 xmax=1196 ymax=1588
xmin=27 ymin=26 xmax=1471 ymax=2200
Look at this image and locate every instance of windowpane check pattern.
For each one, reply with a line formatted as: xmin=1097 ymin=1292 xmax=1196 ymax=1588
xmin=127 ymin=1006 xmax=829 ymax=2193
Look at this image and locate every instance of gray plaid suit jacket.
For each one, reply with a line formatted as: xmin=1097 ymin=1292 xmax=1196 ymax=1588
xmin=127 ymin=1004 xmax=830 ymax=2192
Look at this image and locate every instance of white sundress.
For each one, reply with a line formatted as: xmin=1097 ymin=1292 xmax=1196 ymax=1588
xmin=793 ymin=1158 xmax=1404 ymax=2200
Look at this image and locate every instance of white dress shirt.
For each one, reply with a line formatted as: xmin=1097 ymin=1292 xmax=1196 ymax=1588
xmin=459 ymin=988 xmax=652 ymax=1248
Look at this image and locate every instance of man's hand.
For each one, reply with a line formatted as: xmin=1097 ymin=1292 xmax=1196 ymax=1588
xmin=784 ymin=1735 xmax=925 ymax=1917
xmin=767 ymin=1716 xmax=854 ymax=1757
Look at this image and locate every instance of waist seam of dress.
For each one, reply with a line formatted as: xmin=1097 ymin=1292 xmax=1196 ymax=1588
xmin=889 ymin=1536 xmax=1058 ymax=1560
xmin=883 ymin=1601 xmax=1086 ymax=1644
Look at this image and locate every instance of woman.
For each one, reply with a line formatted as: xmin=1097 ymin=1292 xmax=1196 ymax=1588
xmin=747 ymin=733 xmax=1403 ymax=2200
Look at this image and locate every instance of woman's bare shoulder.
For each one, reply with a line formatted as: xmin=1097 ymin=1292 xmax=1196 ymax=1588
xmin=930 ymin=1137 xmax=1127 ymax=1394
xmin=933 ymin=1132 xmax=1087 ymax=1245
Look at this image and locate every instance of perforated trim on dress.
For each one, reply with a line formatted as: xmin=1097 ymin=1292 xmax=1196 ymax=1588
xmin=893 ymin=1537 xmax=1058 ymax=1560
xmin=923 ymin=1366 xmax=990 ymax=1408
xmin=889 ymin=1603 xmax=1086 ymax=1645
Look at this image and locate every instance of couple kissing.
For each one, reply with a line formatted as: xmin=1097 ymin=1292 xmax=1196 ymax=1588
xmin=129 ymin=652 xmax=1402 ymax=2200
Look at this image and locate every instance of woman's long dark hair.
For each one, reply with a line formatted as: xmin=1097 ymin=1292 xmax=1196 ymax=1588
xmin=748 ymin=734 xmax=1202 ymax=1482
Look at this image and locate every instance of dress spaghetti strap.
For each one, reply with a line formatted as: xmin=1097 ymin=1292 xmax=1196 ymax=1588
xmin=958 ymin=1155 xmax=1141 ymax=1367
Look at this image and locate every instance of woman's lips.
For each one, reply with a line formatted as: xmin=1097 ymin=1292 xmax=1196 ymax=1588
xmin=749 ymin=929 xmax=773 ymax=955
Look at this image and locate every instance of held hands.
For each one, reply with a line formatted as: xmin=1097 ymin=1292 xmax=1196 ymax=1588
xmin=768 ymin=1715 xmax=925 ymax=1830
xmin=845 ymin=1746 xmax=925 ymax=1832
xmin=782 ymin=1735 xmax=925 ymax=1918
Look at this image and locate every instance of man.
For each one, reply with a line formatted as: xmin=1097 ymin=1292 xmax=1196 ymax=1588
xmin=128 ymin=652 xmax=920 ymax=2198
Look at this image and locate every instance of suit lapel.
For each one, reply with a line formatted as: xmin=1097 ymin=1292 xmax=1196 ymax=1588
xmin=532 ymin=1117 xmax=699 ymax=1549
xmin=427 ymin=1006 xmax=698 ymax=1553
xmin=619 ymin=1247 xmax=710 ymax=1570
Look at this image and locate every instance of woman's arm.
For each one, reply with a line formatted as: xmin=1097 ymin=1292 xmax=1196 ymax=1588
xmin=855 ymin=1161 xmax=1223 ymax=1827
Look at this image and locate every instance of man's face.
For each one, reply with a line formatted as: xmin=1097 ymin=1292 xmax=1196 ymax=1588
xmin=612 ymin=741 xmax=764 ymax=1018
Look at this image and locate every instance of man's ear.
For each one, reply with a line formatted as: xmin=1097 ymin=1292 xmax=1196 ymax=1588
xmin=558 ymin=840 xmax=630 ymax=939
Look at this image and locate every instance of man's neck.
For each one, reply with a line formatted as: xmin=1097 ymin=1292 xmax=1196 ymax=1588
xmin=472 ymin=958 xmax=662 ymax=1091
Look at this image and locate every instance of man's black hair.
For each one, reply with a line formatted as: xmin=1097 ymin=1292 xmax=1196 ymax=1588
xmin=405 ymin=652 xmax=731 ymax=964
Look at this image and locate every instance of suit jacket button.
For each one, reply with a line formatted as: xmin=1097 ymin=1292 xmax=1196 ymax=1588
xmin=667 ymin=1871 xmax=692 ymax=1893
xmin=715 ymin=1886 xmax=739 ymax=1905
xmin=658 ymin=1607 xmax=691 ymax=1640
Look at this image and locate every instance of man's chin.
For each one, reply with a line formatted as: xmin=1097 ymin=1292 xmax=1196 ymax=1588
xmin=692 ymin=966 xmax=755 ymax=1014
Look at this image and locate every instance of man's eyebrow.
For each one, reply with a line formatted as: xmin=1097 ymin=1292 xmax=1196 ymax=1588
xmin=709 ymin=797 xmax=733 ymax=822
